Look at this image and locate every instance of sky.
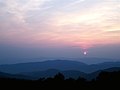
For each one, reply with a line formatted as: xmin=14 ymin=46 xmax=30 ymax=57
xmin=0 ymin=0 xmax=120 ymax=64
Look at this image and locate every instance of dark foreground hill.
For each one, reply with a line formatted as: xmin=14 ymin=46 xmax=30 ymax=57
xmin=0 ymin=71 xmax=120 ymax=90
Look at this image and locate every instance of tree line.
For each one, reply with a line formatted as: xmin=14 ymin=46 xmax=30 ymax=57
xmin=0 ymin=71 xmax=120 ymax=89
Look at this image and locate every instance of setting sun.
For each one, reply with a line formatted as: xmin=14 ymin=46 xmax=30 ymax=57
xmin=84 ymin=51 xmax=87 ymax=55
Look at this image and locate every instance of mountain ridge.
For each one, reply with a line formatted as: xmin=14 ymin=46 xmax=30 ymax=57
xmin=0 ymin=60 xmax=120 ymax=74
xmin=0 ymin=67 xmax=120 ymax=80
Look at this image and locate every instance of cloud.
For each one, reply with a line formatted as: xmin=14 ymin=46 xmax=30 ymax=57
xmin=22 ymin=0 xmax=52 ymax=11
xmin=0 ymin=0 xmax=120 ymax=49
xmin=64 ymin=0 xmax=85 ymax=8
xmin=104 ymin=30 xmax=120 ymax=35
xmin=1 ymin=0 xmax=53 ymax=23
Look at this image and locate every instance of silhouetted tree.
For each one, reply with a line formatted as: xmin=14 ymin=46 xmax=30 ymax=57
xmin=96 ymin=71 xmax=120 ymax=89
xmin=0 ymin=71 xmax=120 ymax=89
xmin=54 ymin=72 xmax=65 ymax=81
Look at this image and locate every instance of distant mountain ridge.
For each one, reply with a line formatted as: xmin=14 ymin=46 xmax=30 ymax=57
xmin=0 ymin=71 xmax=33 ymax=80
xmin=0 ymin=60 xmax=120 ymax=74
xmin=21 ymin=69 xmax=86 ymax=79
xmin=0 ymin=60 xmax=88 ymax=74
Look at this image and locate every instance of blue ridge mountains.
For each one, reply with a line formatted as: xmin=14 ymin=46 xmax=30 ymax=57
xmin=0 ymin=60 xmax=120 ymax=80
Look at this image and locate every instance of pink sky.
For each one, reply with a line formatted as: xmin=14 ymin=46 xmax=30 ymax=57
xmin=0 ymin=0 xmax=120 ymax=51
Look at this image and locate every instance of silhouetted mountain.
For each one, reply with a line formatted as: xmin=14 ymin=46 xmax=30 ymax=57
xmin=74 ymin=58 xmax=119 ymax=64
xmin=0 ymin=71 xmax=33 ymax=80
xmin=89 ymin=62 xmax=120 ymax=73
xmin=84 ymin=67 xmax=120 ymax=80
xmin=21 ymin=67 xmax=120 ymax=80
xmin=0 ymin=60 xmax=120 ymax=74
xmin=21 ymin=69 xmax=86 ymax=79
xmin=0 ymin=71 xmax=12 ymax=78
xmin=103 ymin=67 xmax=120 ymax=72
xmin=0 ymin=60 xmax=88 ymax=74
xmin=62 ymin=70 xmax=86 ymax=79
xmin=0 ymin=66 xmax=120 ymax=81
xmin=22 ymin=69 xmax=60 ymax=79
